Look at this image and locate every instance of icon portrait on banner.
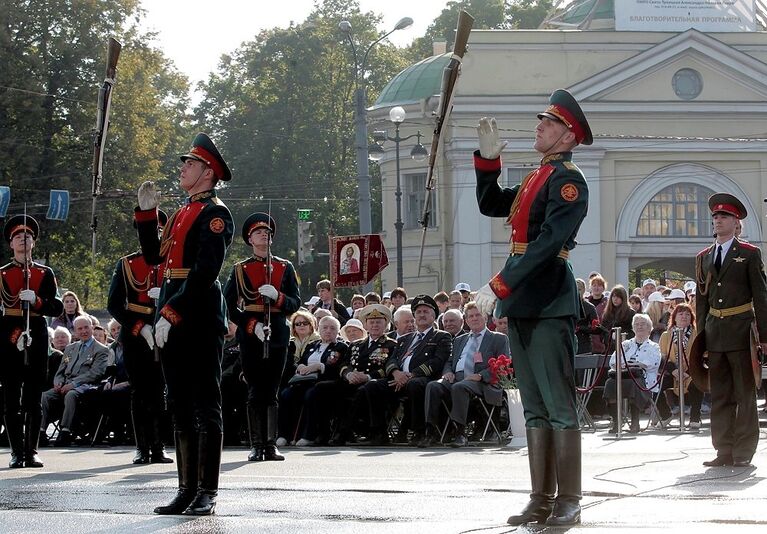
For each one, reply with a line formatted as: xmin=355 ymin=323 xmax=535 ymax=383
xmin=339 ymin=243 xmax=360 ymax=275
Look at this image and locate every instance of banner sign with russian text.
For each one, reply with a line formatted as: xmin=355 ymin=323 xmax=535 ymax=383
xmin=329 ymin=234 xmax=388 ymax=288
xmin=615 ymin=0 xmax=756 ymax=32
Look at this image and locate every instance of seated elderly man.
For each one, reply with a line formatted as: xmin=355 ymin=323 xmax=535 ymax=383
xmin=440 ymin=308 xmax=465 ymax=339
xmin=389 ymin=305 xmax=415 ymax=340
xmin=603 ymin=313 xmax=661 ymax=434
xmin=422 ymin=302 xmax=510 ymax=447
xmin=39 ymin=316 xmax=111 ymax=446
xmin=362 ymin=295 xmax=451 ymax=445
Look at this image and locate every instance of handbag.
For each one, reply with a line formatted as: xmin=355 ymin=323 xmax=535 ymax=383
xmin=288 ymin=372 xmax=319 ymax=385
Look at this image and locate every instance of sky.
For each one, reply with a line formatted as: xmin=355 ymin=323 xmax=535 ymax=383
xmin=139 ymin=0 xmax=451 ymax=87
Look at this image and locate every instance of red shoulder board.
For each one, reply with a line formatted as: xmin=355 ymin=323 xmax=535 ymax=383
xmin=738 ymin=239 xmax=759 ymax=251
xmin=697 ymin=245 xmax=713 ymax=257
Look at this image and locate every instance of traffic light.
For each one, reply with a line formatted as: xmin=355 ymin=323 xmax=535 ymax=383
xmin=297 ymin=210 xmax=315 ymax=265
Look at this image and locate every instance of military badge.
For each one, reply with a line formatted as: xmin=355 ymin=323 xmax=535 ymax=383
xmin=209 ymin=217 xmax=225 ymax=234
xmin=560 ymin=183 xmax=579 ymax=202
xmin=734 ymin=257 xmax=746 ymax=263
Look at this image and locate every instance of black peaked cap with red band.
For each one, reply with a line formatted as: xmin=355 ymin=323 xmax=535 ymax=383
xmin=537 ymin=89 xmax=593 ymax=146
xmin=242 ymin=212 xmax=276 ymax=244
xmin=180 ymin=132 xmax=232 ymax=181
xmin=708 ymin=193 xmax=747 ymax=219
xmin=4 ymin=214 xmax=40 ymax=242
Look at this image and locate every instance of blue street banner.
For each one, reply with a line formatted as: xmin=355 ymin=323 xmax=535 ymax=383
xmin=0 ymin=186 xmax=9 ymax=218
xmin=47 ymin=189 xmax=70 ymax=221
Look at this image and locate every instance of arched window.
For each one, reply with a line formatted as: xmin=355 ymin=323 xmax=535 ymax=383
xmin=636 ymin=183 xmax=715 ymax=237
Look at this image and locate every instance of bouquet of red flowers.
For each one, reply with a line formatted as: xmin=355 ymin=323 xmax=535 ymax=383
xmin=487 ymin=354 xmax=517 ymax=389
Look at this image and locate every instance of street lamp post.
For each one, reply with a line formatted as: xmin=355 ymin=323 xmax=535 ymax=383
xmin=339 ymin=17 xmax=413 ymax=239
xmin=369 ymin=106 xmax=428 ymax=287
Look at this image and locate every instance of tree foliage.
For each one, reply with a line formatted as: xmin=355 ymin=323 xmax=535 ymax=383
xmin=0 ymin=0 xmax=190 ymax=309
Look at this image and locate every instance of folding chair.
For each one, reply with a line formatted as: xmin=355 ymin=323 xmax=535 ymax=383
xmin=474 ymin=397 xmax=503 ymax=443
xmin=575 ymin=353 xmax=601 ymax=431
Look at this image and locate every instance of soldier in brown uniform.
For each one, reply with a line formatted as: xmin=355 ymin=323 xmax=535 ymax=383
xmin=696 ymin=193 xmax=767 ymax=468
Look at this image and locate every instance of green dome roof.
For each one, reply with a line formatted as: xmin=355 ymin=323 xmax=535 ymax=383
xmin=373 ymin=53 xmax=451 ymax=108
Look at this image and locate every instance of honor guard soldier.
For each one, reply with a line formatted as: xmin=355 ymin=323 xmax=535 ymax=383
xmin=135 ymin=133 xmax=234 ymax=516
xmin=326 ymin=304 xmax=397 ymax=445
xmin=695 ymin=193 xmax=767 ymax=468
xmin=223 ymin=213 xmax=300 ymax=462
xmin=107 ymin=210 xmax=173 ymax=465
xmin=473 ymin=89 xmax=591 ymax=527
xmin=0 ymin=215 xmax=63 ymax=468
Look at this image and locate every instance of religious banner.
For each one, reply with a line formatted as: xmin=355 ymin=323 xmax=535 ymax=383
xmin=329 ymin=234 xmax=388 ymax=288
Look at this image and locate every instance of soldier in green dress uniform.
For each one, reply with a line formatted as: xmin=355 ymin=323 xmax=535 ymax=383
xmin=473 ymin=89 xmax=592 ymax=527
xmin=695 ymin=193 xmax=767 ymax=468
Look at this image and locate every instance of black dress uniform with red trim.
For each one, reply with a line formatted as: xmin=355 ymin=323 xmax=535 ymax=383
xmin=223 ymin=212 xmax=300 ymax=461
xmin=134 ymin=132 xmax=234 ymax=517
xmin=695 ymin=193 xmax=767 ymax=466
xmin=475 ymin=89 xmax=591 ymax=527
xmin=0 ymin=215 xmax=63 ymax=468
xmin=107 ymin=210 xmax=172 ymax=464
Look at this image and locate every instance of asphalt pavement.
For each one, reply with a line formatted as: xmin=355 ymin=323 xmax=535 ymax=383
xmin=1 ymin=411 xmax=766 ymax=533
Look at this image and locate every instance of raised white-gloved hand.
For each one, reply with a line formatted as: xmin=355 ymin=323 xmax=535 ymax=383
xmin=19 ymin=289 xmax=36 ymax=303
xmin=16 ymin=332 xmax=32 ymax=351
xmin=259 ymin=284 xmax=278 ymax=301
xmin=147 ymin=287 xmax=161 ymax=300
xmin=139 ymin=324 xmax=155 ymax=349
xmin=137 ymin=181 xmax=160 ymax=211
xmin=254 ymin=322 xmax=265 ymax=342
xmin=477 ymin=117 xmax=507 ymax=160
xmin=474 ymin=283 xmax=499 ymax=317
xmin=154 ymin=317 xmax=171 ymax=348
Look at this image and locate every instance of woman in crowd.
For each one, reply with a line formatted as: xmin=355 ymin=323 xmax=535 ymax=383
xmin=628 ymin=295 xmax=642 ymax=314
xmin=281 ymin=311 xmax=320 ymax=388
xmin=348 ymin=294 xmax=365 ymax=318
xmin=340 ymin=318 xmax=366 ymax=343
xmin=604 ymin=314 xmax=661 ymax=433
xmin=51 ymin=291 xmax=88 ymax=333
xmin=277 ymin=315 xmax=347 ymax=446
xmin=599 ymin=285 xmax=635 ymax=354
xmin=645 ymin=291 xmax=669 ymax=342
xmin=47 ymin=327 xmax=68 ymax=389
xmin=92 ymin=324 xmax=109 ymax=345
xmin=587 ymin=276 xmax=609 ymax=353
xmin=656 ymin=303 xmax=702 ymax=429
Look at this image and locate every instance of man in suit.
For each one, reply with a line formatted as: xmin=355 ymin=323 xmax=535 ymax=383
xmin=362 ymin=295 xmax=451 ymax=445
xmin=695 ymin=193 xmax=767 ymax=468
xmin=422 ymin=301 xmax=510 ymax=447
xmin=40 ymin=316 xmax=110 ymax=446
xmin=473 ymin=89 xmax=592 ymax=526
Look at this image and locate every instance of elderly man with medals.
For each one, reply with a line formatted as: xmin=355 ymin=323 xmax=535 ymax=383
xmin=0 ymin=215 xmax=63 ymax=468
xmin=472 ymin=89 xmax=592 ymax=526
xmin=223 ymin=212 xmax=300 ymax=462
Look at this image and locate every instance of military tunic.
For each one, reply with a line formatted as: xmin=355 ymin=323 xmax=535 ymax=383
xmin=475 ymin=150 xmax=589 ymax=429
xmin=134 ymin=190 xmax=234 ymax=432
xmin=695 ymin=238 xmax=767 ymax=461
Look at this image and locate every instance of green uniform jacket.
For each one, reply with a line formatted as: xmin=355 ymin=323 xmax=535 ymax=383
xmin=695 ymin=238 xmax=767 ymax=352
xmin=474 ymin=150 xmax=589 ymax=319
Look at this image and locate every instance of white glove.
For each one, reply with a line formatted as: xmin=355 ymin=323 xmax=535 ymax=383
xmin=137 ymin=181 xmax=160 ymax=211
xmin=154 ymin=317 xmax=171 ymax=348
xmin=254 ymin=322 xmax=265 ymax=342
xmin=259 ymin=284 xmax=279 ymax=301
xmin=16 ymin=332 xmax=32 ymax=351
xmin=474 ymin=283 xmax=499 ymax=317
xmin=147 ymin=287 xmax=161 ymax=300
xmin=19 ymin=289 xmax=36 ymax=303
xmin=139 ymin=324 xmax=155 ymax=349
xmin=477 ymin=117 xmax=507 ymax=160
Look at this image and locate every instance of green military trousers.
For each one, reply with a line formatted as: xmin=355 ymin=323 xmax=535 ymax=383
xmin=507 ymin=316 xmax=579 ymax=430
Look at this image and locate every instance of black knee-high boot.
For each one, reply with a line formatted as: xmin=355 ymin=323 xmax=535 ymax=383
xmin=153 ymin=431 xmax=197 ymax=514
xmin=247 ymin=404 xmax=264 ymax=461
xmin=24 ymin=412 xmax=44 ymax=468
xmin=546 ymin=429 xmax=582 ymax=526
xmin=5 ymin=414 xmax=24 ymax=468
xmin=263 ymin=405 xmax=284 ymax=461
xmin=184 ymin=430 xmax=222 ymax=515
xmin=507 ymin=427 xmax=556 ymax=525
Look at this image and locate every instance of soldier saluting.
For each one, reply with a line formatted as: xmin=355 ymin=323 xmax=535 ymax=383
xmin=695 ymin=193 xmax=767 ymax=468
xmin=223 ymin=213 xmax=300 ymax=462
xmin=135 ymin=133 xmax=234 ymax=516
xmin=0 ymin=215 xmax=63 ymax=468
xmin=107 ymin=210 xmax=173 ymax=465
xmin=473 ymin=89 xmax=591 ymax=527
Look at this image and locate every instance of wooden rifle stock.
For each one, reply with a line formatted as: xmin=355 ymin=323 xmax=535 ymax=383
xmin=417 ymin=10 xmax=474 ymax=275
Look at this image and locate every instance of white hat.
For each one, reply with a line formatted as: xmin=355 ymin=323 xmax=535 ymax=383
xmin=340 ymin=318 xmax=365 ymax=341
xmin=305 ymin=296 xmax=320 ymax=306
xmin=666 ymin=288 xmax=686 ymax=301
xmin=648 ymin=291 xmax=665 ymax=303
xmin=454 ymin=282 xmax=471 ymax=292
xmin=683 ymin=281 xmax=696 ymax=293
xmin=382 ymin=291 xmax=392 ymax=299
xmin=642 ymin=278 xmax=658 ymax=287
